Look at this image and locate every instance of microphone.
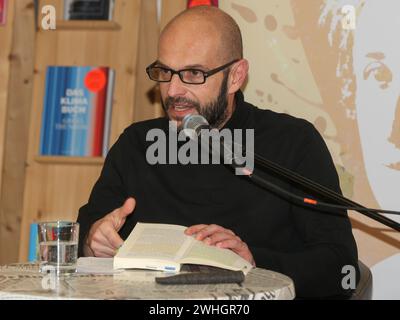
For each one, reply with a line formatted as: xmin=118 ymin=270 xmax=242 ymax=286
xmin=181 ymin=114 xmax=400 ymax=231
xmin=182 ymin=114 xmax=251 ymax=173
xmin=182 ymin=114 xmax=209 ymax=134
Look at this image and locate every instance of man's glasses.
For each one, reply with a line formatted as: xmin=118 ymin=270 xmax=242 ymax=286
xmin=146 ymin=59 xmax=239 ymax=85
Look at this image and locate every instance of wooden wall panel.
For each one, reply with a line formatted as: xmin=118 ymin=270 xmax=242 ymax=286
xmin=133 ymin=0 xmax=188 ymax=122
xmin=160 ymin=0 xmax=186 ymax=30
xmin=134 ymin=0 xmax=163 ymax=122
xmin=0 ymin=0 xmax=188 ymax=262
xmin=0 ymin=0 xmax=15 ymax=198
xmin=0 ymin=0 xmax=35 ymax=265
xmin=18 ymin=0 xmax=143 ymax=261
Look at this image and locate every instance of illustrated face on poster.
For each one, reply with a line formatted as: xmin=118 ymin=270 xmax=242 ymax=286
xmin=222 ymin=0 xmax=400 ymax=218
xmin=352 ymin=1 xmax=400 ymax=212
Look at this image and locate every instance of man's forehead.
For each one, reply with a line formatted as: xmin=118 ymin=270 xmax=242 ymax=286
xmin=160 ymin=27 xmax=219 ymax=48
xmin=158 ymin=35 xmax=221 ymax=69
xmin=160 ymin=16 xmax=221 ymax=47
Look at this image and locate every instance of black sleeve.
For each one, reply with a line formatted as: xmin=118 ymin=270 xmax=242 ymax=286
xmin=76 ymin=130 xmax=131 ymax=257
xmin=250 ymin=124 xmax=359 ymax=299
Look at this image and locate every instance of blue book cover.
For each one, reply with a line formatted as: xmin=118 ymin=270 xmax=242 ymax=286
xmin=39 ymin=66 xmax=114 ymax=157
xmin=28 ymin=223 xmax=39 ymax=262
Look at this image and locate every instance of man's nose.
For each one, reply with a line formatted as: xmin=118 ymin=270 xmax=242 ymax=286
xmin=388 ymin=96 xmax=400 ymax=149
xmin=167 ymin=73 xmax=186 ymax=97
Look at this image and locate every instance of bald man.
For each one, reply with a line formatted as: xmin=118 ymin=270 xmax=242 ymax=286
xmin=78 ymin=6 xmax=359 ymax=299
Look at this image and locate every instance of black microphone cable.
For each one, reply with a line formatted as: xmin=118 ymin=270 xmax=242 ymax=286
xmin=242 ymin=167 xmax=400 ymax=216
xmin=182 ymin=113 xmax=400 ymax=231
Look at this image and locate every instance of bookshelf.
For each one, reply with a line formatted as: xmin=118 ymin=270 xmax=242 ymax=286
xmin=14 ymin=0 xmax=186 ymax=262
xmin=17 ymin=0 xmax=164 ymax=261
xmin=55 ymin=20 xmax=121 ymax=30
xmin=35 ymin=156 xmax=105 ymax=165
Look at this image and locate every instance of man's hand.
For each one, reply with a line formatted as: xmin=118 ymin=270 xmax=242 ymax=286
xmin=185 ymin=224 xmax=256 ymax=266
xmin=84 ymin=197 xmax=136 ymax=257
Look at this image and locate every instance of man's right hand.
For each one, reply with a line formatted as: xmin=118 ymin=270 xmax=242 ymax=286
xmin=83 ymin=197 xmax=136 ymax=257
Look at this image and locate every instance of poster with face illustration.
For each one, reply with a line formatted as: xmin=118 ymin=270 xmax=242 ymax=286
xmin=220 ymin=0 xmax=400 ymax=298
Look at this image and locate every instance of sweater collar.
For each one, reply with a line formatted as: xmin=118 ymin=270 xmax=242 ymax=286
xmin=221 ymin=90 xmax=251 ymax=130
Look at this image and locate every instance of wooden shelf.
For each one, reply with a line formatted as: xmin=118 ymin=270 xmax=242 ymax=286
xmin=35 ymin=156 xmax=105 ymax=165
xmin=18 ymin=0 xmax=156 ymax=265
xmin=51 ymin=20 xmax=121 ymax=31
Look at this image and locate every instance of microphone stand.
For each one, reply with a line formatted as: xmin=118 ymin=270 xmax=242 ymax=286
xmin=181 ymin=113 xmax=400 ymax=232
xmin=237 ymin=153 xmax=400 ymax=232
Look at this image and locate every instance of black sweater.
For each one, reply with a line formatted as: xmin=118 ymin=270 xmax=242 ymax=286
xmin=77 ymin=90 xmax=359 ymax=298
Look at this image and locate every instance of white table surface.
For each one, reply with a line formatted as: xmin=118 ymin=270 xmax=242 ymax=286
xmin=0 ymin=263 xmax=295 ymax=300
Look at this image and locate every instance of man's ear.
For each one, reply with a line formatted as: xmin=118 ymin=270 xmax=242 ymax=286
xmin=228 ymin=59 xmax=249 ymax=94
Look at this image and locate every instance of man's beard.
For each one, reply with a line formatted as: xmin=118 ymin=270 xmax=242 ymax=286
xmin=161 ymin=72 xmax=229 ymax=129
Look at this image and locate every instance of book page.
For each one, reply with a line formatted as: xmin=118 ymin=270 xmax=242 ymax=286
xmin=117 ymin=223 xmax=191 ymax=261
xmin=180 ymin=240 xmax=253 ymax=274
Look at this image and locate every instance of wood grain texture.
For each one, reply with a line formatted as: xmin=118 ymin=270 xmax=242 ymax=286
xmin=17 ymin=0 xmax=187 ymax=262
xmin=18 ymin=0 xmax=143 ymax=261
xmin=133 ymin=0 xmax=187 ymax=122
xmin=160 ymin=0 xmax=186 ymax=31
xmin=133 ymin=0 xmax=163 ymax=122
xmin=0 ymin=0 xmax=15 ymax=199
xmin=0 ymin=0 xmax=35 ymax=265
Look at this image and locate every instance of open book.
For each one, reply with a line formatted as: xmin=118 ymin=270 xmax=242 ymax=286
xmin=113 ymin=223 xmax=253 ymax=275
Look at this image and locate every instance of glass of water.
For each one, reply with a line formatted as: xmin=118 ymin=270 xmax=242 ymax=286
xmin=37 ymin=221 xmax=79 ymax=275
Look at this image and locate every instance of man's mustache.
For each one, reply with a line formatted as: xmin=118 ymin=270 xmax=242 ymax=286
xmin=164 ymin=97 xmax=201 ymax=111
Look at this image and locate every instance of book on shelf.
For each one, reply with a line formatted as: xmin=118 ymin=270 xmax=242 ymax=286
xmin=113 ymin=222 xmax=253 ymax=275
xmin=64 ymin=0 xmax=115 ymax=20
xmin=39 ymin=66 xmax=115 ymax=157
xmin=187 ymin=0 xmax=219 ymax=8
xmin=0 ymin=0 xmax=7 ymax=26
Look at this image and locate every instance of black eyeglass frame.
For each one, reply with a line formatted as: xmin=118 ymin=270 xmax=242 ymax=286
xmin=146 ymin=59 xmax=240 ymax=85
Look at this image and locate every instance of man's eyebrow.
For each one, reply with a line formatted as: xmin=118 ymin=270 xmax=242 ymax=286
xmin=366 ymin=52 xmax=385 ymax=60
xmin=154 ymin=60 xmax=208 ymax=70
xmin=184 ymin=64 xmax=208 ymax=70
xmin=154 ymin=60 xmax=169 ymax=68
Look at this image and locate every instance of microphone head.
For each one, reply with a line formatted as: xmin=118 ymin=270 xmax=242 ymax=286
xmin=182 ymin=114 xmax=209 ymax=137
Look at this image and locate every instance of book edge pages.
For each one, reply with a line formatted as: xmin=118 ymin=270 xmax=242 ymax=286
xmin=108 ymin=0 xmax=115 ymax=20
xmin=179 ymin=256 xmax=253 ymax=275
xmin=179 ymin=240 xmax=254 ymax=275
xmin=102 ymin=68 xmax=114 ymax=157
xmin=113 ymin=257 xmax=181 ymax=272
xmin=63 ymin=0 xmax=72 ymax=20
xmin=114 ymin=222 xmax=188 ymax=272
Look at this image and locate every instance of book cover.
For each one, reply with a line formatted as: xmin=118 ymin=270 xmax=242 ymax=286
xmin=39 ymin=66 xmax=114 ymax=157
xmin=187 ymin=0 xmax=218 ymax=8
xmin=0 ymin=0 xmax=7 ymax=26
xmin=64 ymin=0 xmax=114 ymax=20
xmin=28 ymin=223 xmax=39 ymax=262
